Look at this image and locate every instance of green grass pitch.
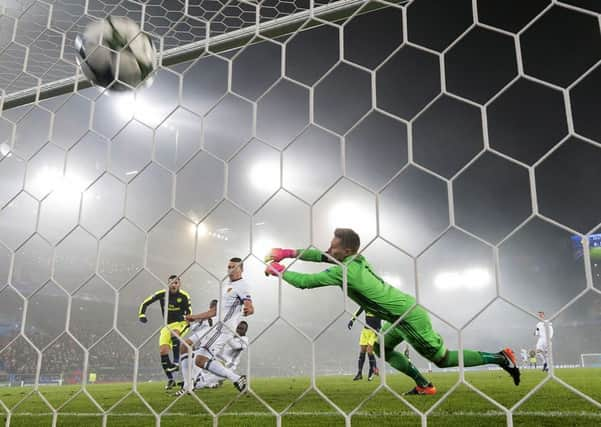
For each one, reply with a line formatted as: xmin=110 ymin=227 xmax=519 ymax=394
xmin=1 ymin=369 xmax=600 ymax=426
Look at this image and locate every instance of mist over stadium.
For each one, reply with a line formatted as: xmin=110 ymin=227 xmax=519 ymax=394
xmin=1 ymin=0 xmax=601 ymax=425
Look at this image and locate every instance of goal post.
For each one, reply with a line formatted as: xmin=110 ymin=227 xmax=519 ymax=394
xmin=580 ymin=353 xmax=601 ymax=368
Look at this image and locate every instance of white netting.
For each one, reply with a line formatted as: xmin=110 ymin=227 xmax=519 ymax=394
xmin=581 ymin=354 xmax=601 ymax=368
xmin=1 ymin=0 xmax=601 ymax=426
xmin=0 ymin=0 xmax=349 ymax=99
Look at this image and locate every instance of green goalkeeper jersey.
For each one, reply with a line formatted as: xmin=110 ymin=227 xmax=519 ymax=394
xmin=282 ymin=248 xmax=415 ymax=323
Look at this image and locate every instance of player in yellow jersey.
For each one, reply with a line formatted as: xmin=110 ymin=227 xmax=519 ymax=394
xmin=348 ymin=307 xmax=381 ymax=381
xmin=138 ymin=275 xmax=192 ymax=389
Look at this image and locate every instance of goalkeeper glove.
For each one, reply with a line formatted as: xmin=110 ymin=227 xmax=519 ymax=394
xmin=138 ymin=314 xmax=148 ymax=323
xmin=265 ymin=262 xmax=285 ymax=276
xmin=264 ymin=248 xmax=296 ymax=263
xmin=347 ymin=320 xmax=354 ymax=330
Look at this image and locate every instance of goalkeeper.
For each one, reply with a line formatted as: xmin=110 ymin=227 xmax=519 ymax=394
xmin=265 ymin=228 xmax=520 ymax=395
xmin=138 ymin=275 xmax=192 ymax=389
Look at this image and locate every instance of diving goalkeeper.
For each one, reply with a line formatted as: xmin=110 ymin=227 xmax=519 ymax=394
xmin=264 ymin=228 xmax=520 ymax=395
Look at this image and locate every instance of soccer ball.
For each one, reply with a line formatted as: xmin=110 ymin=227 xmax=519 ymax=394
xmin=75 ymin=16 xmax=157 ymax=91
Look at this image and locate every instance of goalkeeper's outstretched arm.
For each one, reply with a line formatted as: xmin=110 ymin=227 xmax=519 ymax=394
xmin=296 ymin=248 xmax=339 ymax=263
xmin=265 ymin=248 xmax=336 ymax=264
xmin=138 ymin=290 xmax=164 ymax=322
xmin=265 ymin=263 xmax=343 ymax=289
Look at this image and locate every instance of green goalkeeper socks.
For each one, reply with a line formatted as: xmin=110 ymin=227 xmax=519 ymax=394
xmin=479 ymin=351 xmax=507 ymax=366
xmin=387 ymin=350 xmax=430 ymax=387
xmin=436 ymin=350 xmax=506 ymax=368
xmin=382 ymin=348 xmax=507 ymax=386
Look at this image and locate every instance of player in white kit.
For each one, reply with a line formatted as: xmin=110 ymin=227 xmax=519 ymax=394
xmin=520 ymin=349 xmax=529 ymax=368
xmin=534 ymin=311 xmax=553 ymax=372
xmin=193 ymin=321 xmax=249 ymax=390
xmin=179 ymin=257 xmax=254 ymax=394
xmin=176 ymin=299 xmax=217 ymax=391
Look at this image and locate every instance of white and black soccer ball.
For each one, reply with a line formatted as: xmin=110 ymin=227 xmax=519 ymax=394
xmin=75 ymin=16 xmax=157 ymax=91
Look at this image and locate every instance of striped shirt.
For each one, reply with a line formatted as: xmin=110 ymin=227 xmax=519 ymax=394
xmin=219 ymin=277 xmax=251 ymax=332
xmin=218 ymin=336 xmax=249 ymax=370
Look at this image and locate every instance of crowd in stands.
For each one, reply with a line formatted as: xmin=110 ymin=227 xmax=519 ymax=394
xmin=0 ymin=328 xmax=159 ymax=383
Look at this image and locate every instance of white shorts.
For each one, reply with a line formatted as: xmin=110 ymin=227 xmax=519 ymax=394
xmin=194 ymin=324 xmax=232 ymax=358
xmin=536 ymin=339 xmax=548 ymax=352
xmin=186 ymin=325 xmax=211 ymax=348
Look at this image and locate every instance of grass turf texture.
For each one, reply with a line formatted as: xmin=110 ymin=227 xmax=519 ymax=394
xmin=1 ymin=369 xmax=600 ymax=426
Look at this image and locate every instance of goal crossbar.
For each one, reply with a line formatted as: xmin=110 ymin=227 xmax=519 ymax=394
xmin=1 ymin=0 xmax=404 ymax=111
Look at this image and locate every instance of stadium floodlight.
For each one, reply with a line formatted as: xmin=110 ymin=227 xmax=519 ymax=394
xmin=113 ymin=91 xmax=167 ymax=125
xmin=434 ymin=267 xmax=491 ymax=291
xmin=250 ymin=162 xmax=279 ymax=190
xmin=0 ymin=141 xmax=10 ymax=156
xmin=252 ymin=237 xmax=278 ymax=259
xmin=463 ymin=267 xmax=492 ymax=290
xmin=328 ymin=200 xmax=372 ymax=232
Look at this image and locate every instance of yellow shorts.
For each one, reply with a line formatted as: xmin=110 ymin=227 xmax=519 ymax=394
xmin=359 ymin=328 xmax=378 ymax=347
xmin=159 ymin=321 xmax=188 ymax=348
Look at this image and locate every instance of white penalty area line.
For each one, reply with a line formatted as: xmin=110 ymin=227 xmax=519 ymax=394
xmin=8 ymin=411 xmax=601 ymax=418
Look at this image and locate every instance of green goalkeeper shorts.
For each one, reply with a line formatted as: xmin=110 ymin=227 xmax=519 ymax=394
xmin=380 ymin=305 xmax=447 ymax=363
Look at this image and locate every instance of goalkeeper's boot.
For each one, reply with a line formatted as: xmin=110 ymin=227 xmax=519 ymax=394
xmin=500 ymin=348 xmax=520 ymax=386
xmin=234 ymin=375 xmax=247 ymax=393
xmin=405 ymin=383 xmax=437 ymax=396
xmin=165 ymin=379 xmax=177 ymax=390
xmin=353 ymin=372 xmax=363 ymax=381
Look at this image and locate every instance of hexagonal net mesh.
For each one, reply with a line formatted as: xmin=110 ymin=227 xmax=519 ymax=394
xmin=1 ymin=0 xmax=601 ymax=426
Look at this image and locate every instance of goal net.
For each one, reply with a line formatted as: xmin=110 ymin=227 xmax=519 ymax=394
xmin=581 ymin=354 xmax=601 ymax=368
xmin=1 ymin=0 xmax=601 ymax=426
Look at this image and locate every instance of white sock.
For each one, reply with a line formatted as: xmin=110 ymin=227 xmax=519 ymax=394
xmin=193 ymin=371 xmax=207 ymax=389
xmin=181 ymin=353 xmax=191 ymax=390
xmin=203 ymin=359 xmax=240 ymax=383
xmin=538 ymin=352 xmax=547 ymax=365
